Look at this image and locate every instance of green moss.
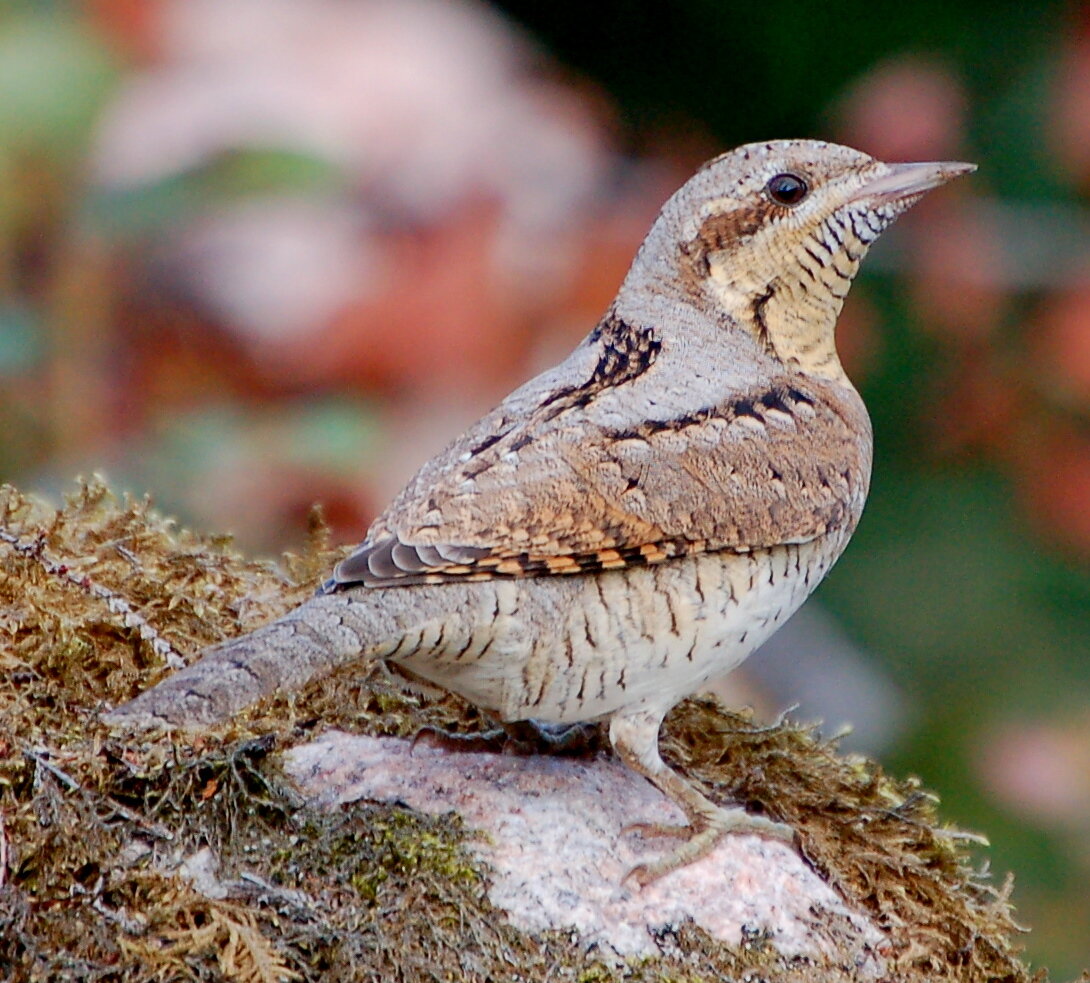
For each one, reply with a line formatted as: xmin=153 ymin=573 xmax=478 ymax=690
xmin=345 ymin=807 xmax=480 ymax=902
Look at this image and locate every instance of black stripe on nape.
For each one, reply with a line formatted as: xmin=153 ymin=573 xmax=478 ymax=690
xmin=540 ymin=313 xmax=660 ymax=415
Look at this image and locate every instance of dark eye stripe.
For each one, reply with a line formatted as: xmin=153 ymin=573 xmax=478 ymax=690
xmin=766 ymin=173 xmax=808 ymax=206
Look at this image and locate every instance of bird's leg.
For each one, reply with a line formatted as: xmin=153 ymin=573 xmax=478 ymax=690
xmin=414 ymin=717 xmax=603 ymax=756
xmin=610 ymin=707 xmax=796 ymax=888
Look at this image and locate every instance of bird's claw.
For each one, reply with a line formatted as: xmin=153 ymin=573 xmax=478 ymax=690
xmin=622 ymin=808 xmax=797 ymax=888
xmin=409 ymin=724 xmax=508 ymax=756
xmin=621 ymin=820 xmax=691 ymax=840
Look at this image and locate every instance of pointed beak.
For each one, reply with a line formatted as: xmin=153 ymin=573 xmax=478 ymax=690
xmin=853 ymin=160 xmax=976 ymax=205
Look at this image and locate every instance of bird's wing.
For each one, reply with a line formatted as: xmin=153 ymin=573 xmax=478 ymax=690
xmin=328 ymin=327 xmax=871 ymax=590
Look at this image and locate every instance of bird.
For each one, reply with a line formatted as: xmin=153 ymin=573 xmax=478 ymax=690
xmin=106 ymin=139 xmax=975 ymax=886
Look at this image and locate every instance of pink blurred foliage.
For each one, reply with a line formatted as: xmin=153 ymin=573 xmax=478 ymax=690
xmin=197 ymin=456 xmax=376 ymax=554
xmin=836 ymin=55 xmax=1006 ymax=343
xmin=90 ymin=0 xmax=629 ymax=397
xmin=976 ymin=713 xmax=1090 ymax=952
xmin=270 ymin=198 xmax=527 ymax=396
xmin=1014 ymin=418 xmax=1090 ymax=557
xmin=1030 ymin=265 xmax=1090 ymax=400
xmin=834 ymin=55 xmax=967 ymax=163
xmin=977 ymin=713 xmax=1090 ymax=836
xmin=87 ymin=0 xmax=163 ymax=61
xmin=926 ymin=352 xmax=1026 ymax=462
xmin=834 ymin=290 xmax=882 ymax=383
xmin=905 ymin=201 xmax=1007 ymax=344
xmin=1048 ymin=6 xmax=1090 ymax=189
xmin=833 ymin=54 xmax=1008 ymax=435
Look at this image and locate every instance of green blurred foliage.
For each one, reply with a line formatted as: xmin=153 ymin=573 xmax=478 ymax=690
xmin=0 ymin=5 xmax=117 ymax=160
xmin=495 ymin=0 xmax=1063 ymax=160
xmin=90 ymin=148 xmax=346 ymax=237
xmin=0 ymin=4 xmax=121 ymax=479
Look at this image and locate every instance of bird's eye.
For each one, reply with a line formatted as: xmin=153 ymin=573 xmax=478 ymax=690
xmin=766 ymin=173 xmax=809 ymax=206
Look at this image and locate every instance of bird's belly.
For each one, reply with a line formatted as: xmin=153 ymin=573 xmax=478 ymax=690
xmin=393 ymin=538 xmax=840 ymax=724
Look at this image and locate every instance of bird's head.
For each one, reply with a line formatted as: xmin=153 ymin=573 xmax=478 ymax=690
xmin=623 ymin=139 xmax=975 ymax=381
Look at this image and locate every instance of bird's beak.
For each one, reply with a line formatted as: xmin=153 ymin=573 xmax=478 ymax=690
xmin=852 ymin=160 xmax=977 ymax=206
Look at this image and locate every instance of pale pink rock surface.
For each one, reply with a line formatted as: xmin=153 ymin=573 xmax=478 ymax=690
xmin=282 ymin=730 xmax=886 ymax=966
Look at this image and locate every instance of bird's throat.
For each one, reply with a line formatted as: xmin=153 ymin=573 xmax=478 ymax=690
xmin=706 ymin=259 xmax=853 ymax=384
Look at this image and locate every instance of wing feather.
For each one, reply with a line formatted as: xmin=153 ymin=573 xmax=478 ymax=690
xmin=326 ymin=372 xmax=871 ymax=591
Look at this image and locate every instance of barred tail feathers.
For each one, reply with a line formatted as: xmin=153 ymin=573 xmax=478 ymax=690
xmin=103 ymin=592 xmax=380 ymax=730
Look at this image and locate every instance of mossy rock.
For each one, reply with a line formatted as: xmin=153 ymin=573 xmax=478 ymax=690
xmin=0 ymin=479 xmax=1071 ymax=982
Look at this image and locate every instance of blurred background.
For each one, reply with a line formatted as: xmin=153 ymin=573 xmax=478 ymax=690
xmin=1 ymin=0 xmax=1088 ymax=971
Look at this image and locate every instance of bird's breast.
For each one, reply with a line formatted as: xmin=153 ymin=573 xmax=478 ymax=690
xmin=391 ymin=534 xmax=850 ymax=725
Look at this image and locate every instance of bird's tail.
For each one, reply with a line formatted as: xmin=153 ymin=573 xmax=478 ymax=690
xmin=103 ymin=592 xmax=380 ymax=731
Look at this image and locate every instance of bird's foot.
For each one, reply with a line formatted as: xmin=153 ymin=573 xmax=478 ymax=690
xmin=411 ymin=724 xmax=510 ymax=755
xmin=621 ymin=820 xmax=691 ymax=839
xmin=504 ymin=719 xmax=604 ymax=755
xmin=623 ymin=806 xmax=795 ymax=888
xmin=413 ymin=718 xmax=603 ymax=757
